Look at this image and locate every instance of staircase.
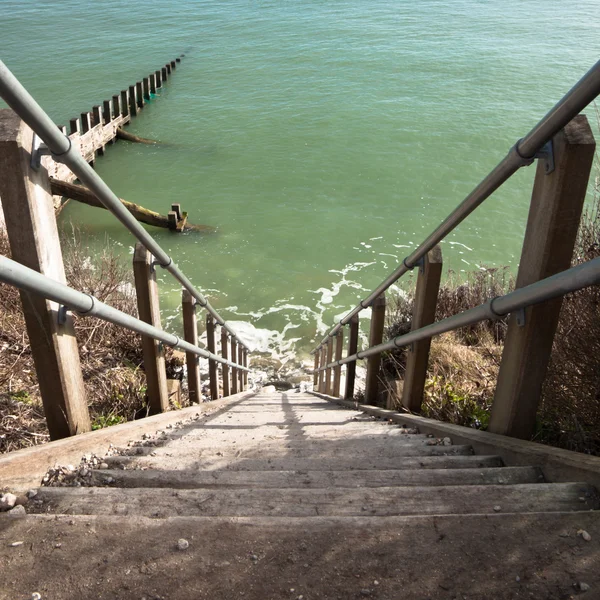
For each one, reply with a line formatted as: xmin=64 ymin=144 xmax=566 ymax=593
xmin=2 ymin=392 xmax=599 ymax=599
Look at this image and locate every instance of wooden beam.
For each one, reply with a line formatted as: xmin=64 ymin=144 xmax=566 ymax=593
xmin=132 ymin=243 xmax=169 ymax=415
xmin=332 ymin=330 xmax=344 ymax=397
xmin=344 ymin=316 xmax=359 ymax=400
xmin=318 ymin=346 xmax=327 ymax=394
xmin=364 ymin=294 xmax=386 ymax=406
xmin=221 ymin=329 xmax=230 ymax=397
xmin=402 ymin=245 xmax=443 ymax=412
xmin=0 ymin=110 xmax=90 ymax=439
xmin=182 ymin=290 xmax=201 ymax=404
xmin=206 ymin=314 xmax=219 ymax=400
xmin=243 ymin=349 xmax=248 ymax=390
xmin=489 ymin=115 xmax=596 ymax=439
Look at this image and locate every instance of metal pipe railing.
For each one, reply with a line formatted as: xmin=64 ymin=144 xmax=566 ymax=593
xmin=315 ymin=255 xmax=600 ymax=372
xmin=0 ymin=60 xmax=248 ymax=351
xmin=312 ymin=58 xmax=600 ymax=353
xmin=0 ymin=255 xmax=250 ymax=372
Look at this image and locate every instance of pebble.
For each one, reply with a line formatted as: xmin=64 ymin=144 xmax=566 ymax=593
xmin=360 ymin=590 xmax=372 ymax=596
xmin=27 ymin=489 xmax=38 ymax=499
xmin=8 ymin=505 xmax=26 ymax=516
xmin=580 ymin=583 xmax=590 ymax=592
xmin=31 ymin=594 xmax=42 ymax=600
xmin=9 ymin=541 xmax=24 ymax=547
xmin=442 ymin=437 xmax=452 ymax=446
xmin=103 ymin=477 xmax=114 ymax=484
xmin=578 ymin=529 xmax=592 ymax=542
xmin=177 ymin=538 xmax=189 ymax=551
xmin=250 ymin=554 xmax=258 ymax=561
xmin=493 ymin=506 xmax=502 ymax=512
xmin=0 ymin=493 xmax=17 ymax=511
xmin=99 ymin=463 xmax=109 ymax=470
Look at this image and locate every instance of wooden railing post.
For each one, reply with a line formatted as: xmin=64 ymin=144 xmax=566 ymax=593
xmin=243 ymin=349 xmax=248 ymax=390
xmin=324 ymin=337 xmax=334 ymax=395
xmin=344 ymin=316 xmax=359 ymax=400
xmin=364 ymin=294 xmax=386 ymax=405
xmin=0 ymin=111 xmax=90 ymax=439
xmin=155 ymin=70 xmax=162 ymax=88
xmin=221 ymin=329 xmax=231 ymax=397
xmin=489 ymin=115 xmax=596 ymax=439
xmin=402 ymin=245 xmax=443 ymax=412
xmin=238 ymin=345 xmax=244 ymax=392
xmin=162 ymin=66 xmax=168 ymax=81
xmin=143 ymin=78 xmax=150 ymax=101
xmin=128 ymin=85 xmax=137 ymax=116
xmin=112 ymin=95 xmax=121 ymax=119
xmin=133 ymin=243 xmax=169 ymax=414
xmin=206 ymin=314 xmax=218 ymax=400
xmin=150 ymin=73 xmax=157 ymax=95
xmin=313 ymin=351 xmax=320 ymax=390
xmin=231 ymin=337 xmax=239 ymax=395
xmin=318 ymin=346 xmax=327 ymax=393
xmin=332 ymin=330 xmax=344 ymax=397
xmin=182 ymin=290 xmax=201 ymax=404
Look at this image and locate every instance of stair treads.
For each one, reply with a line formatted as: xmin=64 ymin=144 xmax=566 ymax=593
xmin=91 ymin=466 xmax=544 ymax=489
xmin=35 ymin=483 xmax=599 ymax=517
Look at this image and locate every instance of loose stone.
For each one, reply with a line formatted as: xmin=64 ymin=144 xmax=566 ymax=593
xmin=8 ymin=505 xmax=26 ymax=516
xmin=578 ymin=529 xmax=592 ymax=542
xmin=0 ymin=493 xmax=17 ymax=511
xmin=177 ymin=538 xmax=189 ymax=551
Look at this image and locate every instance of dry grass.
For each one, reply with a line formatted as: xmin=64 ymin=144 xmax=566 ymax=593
xmin=0 ymin=226 xmax=184 ymax=454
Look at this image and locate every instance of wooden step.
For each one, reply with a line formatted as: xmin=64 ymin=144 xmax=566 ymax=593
xmin=91 ymin=466 xmax=544 ymax=489
xmin=34 ymin=483 xmax=599 ymax=518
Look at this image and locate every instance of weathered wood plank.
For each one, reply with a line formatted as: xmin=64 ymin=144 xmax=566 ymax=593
xmin=182 ymin=290 xmax=201 ymax=404
xmin=0 ymin=111 xmax=90 ymax=439
xmin=364 ymin=294 xmax=386 ymax=406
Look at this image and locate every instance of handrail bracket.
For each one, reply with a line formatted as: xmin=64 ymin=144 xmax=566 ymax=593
xmin=534 ymin=139 xmax=555 ymax=174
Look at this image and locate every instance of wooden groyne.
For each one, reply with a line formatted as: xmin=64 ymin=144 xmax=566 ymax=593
xmin=44 ymin=55 xmax=184 ymax=203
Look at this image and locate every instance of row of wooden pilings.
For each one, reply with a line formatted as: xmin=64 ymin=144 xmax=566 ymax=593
xmin=313 ymin=245 xmax=441 ymax=413
xmin=44 ymin=55 xmax=185 ymax=185
xmin=313 ymin=114 xmax=596 ymax=440
xmin=133 ymin=243 xmax=249 ymax=415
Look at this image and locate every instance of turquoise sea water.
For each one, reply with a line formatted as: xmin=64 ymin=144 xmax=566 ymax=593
xmin=1 ymin=1 xmax=599 ymax=360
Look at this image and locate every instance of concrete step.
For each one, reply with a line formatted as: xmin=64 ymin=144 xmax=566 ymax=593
xmin=34 ymin=483 xmax=599 ymax=517
xmin=103 ymin=453 xmax=501 ymax=471
xmin=91 ymin=466 xmax=544 ymax=489
xmin=3 ymin=512 xmax=599 ymax=600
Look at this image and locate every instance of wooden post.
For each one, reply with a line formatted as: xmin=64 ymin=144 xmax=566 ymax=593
xmin=92 ymin=106 xmax=104 ymax=156
xmin=238 ymin=345 xmax=244 ymax=392
xmin=80 ymin=112 xmax=91 ymax=134
xmin=121 ymin=90 xmax=129 ymax=117
xmin=166 ymin=63 xmax=172 ymax=75
xmin=0 ymin=111 xmax=90 ymax=439
xmin=221 ymin=329 xmax=230 ymax=397
xmin=112 ymin=94 xmax=121 ymax=118
xmin=345 ymin=316 xmax=359 ymax=400
xmin=69 ymin=118 xmax=80 ymax=136
xmin=136 ymin=82 xmax=144 ymax=109
xmin=318 ymin=346 xmax=327 ymax=393
xmin=162 ymin=67 xmax=168 ymax=81
xmin=313 ymin=351 xmax=320 ymax=390
xmin=243 ymin=349 xmax=248 ymax=390
xmin=402 ymin=246 xmax=443 ymax=412
xmin=132 ymin=243 xmax=169 ymax=414
xmin=206 ymin=314 xmax=219 ymax=400
xmin=150 ymin=73 xmax=157 ymax=94
xmin=324 ymin=337 xmax=334 ymax=395
xmin=143 ymin=78 xmax=150 ymax=100
xmin=171 ymin=60 xmax=176 ymax=70
xmin=58 ymin=125 xmax=67 ymax=135
xmin=155 ymin=70 xmax=162 ymax=88
xmin=332 ymin=331 xmax=344 ymax=397
xmin=182 ymin=290 xmax=201 ymax=404
xmin=128 ymin=85 xmax=137 ymax=115
xmin=364 ymin=294 xmax=386 ymax=406
xmin=489 ymin=115 xmax=596 ymax=439
xmin=231 ymin=338 xmax=239 ymax=394
xmin=176 ymin=57 xmax=181 ymax=63
xmin=102 ymin=100 xmax=112 ymax=124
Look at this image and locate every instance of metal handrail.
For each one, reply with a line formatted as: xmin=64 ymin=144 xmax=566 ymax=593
xmin=0 ymin=60 xmax=248 ymax=351
xmin=0 ymin=255 xmax=250 ymax=372
xmin=312 ymin=58 xmax=600 ymax=353
xmin=314 ymin=256 xmax=600 ymax=373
